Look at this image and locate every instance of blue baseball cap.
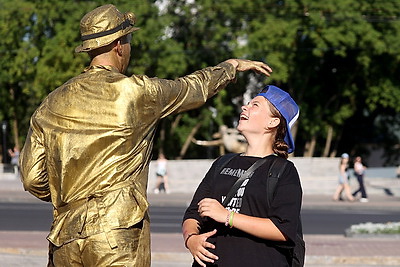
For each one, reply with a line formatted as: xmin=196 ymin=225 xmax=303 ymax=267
xmin=257 ymin=85 xmax=299 ymax=154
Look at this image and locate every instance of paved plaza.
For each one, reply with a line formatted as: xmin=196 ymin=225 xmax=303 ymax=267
xmin=1 ymin=167 xmax=400 ymax=266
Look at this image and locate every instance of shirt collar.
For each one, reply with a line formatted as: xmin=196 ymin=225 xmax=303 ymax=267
xmin=83 ymin=65 xmax=120 ymax=73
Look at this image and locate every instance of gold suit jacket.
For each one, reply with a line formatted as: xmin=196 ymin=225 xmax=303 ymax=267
xmin=20 ymin=63 xmax=236 ymax=247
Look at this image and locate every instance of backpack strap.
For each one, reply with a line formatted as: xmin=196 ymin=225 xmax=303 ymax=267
xmin=222 ymin=157 xmax=266 ymax=207
xmin=266 ymin=156 xmax=288 ymax=209
xmin=213 ymin=153 xmax=266 ymax=207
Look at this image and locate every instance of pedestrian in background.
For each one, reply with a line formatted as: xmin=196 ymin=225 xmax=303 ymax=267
xmin=154 ymin=152 xmax=170 ymax=194
xmin=332 ymin=153 xmax=355 ymax=202
xmin=352 ymin=156 xmax=368 ymax=202
xmin=8 ymin=145 xmax=20 ymax=177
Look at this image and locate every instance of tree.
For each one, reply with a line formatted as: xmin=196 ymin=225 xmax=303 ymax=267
xmin=0 ymin=0 xmax=170 ymax=156
xmin=297 ymin=0 xmax=400 ymax=160
xmin=227 ymin=0 xmax=400 ymax=161
xmin=2 ymin=0 xmax=399 ymax=164
xmin=0 ymin=0 xmax=37 ymax=150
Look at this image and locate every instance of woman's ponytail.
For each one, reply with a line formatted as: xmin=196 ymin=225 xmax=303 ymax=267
xmin=267 ymin=101 xmax=290 ymax=159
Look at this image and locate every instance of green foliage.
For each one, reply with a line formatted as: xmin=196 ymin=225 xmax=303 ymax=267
xmin=367 ymin=80 xmax=400 ymax=112
xmin=0 ymin=0 xmax=38 ymax=146
xmin=0 ymin=0 xmax=399 ymax=162
xmin=30 ymin=0 xmax=91 ymax=99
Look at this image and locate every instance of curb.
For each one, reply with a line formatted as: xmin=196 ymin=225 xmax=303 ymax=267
xmin=305 ymin=255 xmax=400 ymax=265
xmin=0 ymin=248 xmax=46 ymax=256
xmin=1 ymin=250 xmax=400 ymax=266
xmin=2 ymin=233 xmax=400 ymax=266
xmin=152 ymin=252 xmax=192 ymax=262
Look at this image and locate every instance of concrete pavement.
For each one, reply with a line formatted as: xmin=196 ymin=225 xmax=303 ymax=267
xmin=1 ymin=171 xmax=400 ymax=266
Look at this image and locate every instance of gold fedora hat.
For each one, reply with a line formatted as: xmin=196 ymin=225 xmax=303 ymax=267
xmin=75 ymin=4 xmax=139 ymax=53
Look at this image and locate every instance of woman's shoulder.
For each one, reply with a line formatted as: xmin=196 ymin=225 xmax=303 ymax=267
xmin=268 ymin=157 xmax=300 ymax=185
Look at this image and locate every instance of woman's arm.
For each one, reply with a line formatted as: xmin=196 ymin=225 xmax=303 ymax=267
xmin=340 ymin=162 xmax=347 ymax=176
xmin=182 ymin=161 xmax=222 ymax=267
xmin=228 ymin=212 xmax=287 ymax=241
xmin=197 ymin=198 xmax=287 ymax=241
xmin=182 ymin=218 xmax=219 ymax=267
xmin=182 ymin=218 xmax=201 ymax=243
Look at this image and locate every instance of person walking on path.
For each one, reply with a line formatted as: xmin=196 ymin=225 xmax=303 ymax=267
xmin=8 ymin=145 xmax=20 ymax=178
xmin=19 ymin=4 xmax=272 ymax=267
xmin=332 ymin=153 xmax=355 ymax=202
xmin=352 ymin=156 xmax=368 ymax=202
xmin=154 ymin=152 xmax=170 ymax=194
xmin=182 ymin=85 xmax=302 ymax=266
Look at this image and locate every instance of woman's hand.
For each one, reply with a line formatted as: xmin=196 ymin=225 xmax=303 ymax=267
xmin=186 ymin=229 xmax=219 ymax=267
xmin=198 ymin=198 xmax=229 ymax=223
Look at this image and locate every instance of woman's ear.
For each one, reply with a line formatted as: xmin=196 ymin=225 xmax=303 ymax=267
xmin=268 ymin=117 xmax=280 ymax=128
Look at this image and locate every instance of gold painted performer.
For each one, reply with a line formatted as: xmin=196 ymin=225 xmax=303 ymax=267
xmin=19 ymin=4 xmax=272 ymax=267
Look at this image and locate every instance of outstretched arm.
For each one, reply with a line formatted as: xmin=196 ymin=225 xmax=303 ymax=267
xmin=146 ymin=58 xmax=272 ymax=118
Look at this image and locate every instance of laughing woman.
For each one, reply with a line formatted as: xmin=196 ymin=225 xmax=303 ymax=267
xmin=182 ymin=85 xmax=302 ymax=267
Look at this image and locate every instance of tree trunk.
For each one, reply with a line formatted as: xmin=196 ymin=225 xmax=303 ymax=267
xmin=158 ymin=120 xmax=166 ymax=155
xmin=303 ymin=134 xmax=316 ymax=157
xmin=291 ymin=121 xmax=299 ymax=145
xmin=11 ymin=120 xmax=19 ymax=149
xmin=322 ymin=125 xmax=333 ymax=157
xmin=9 ymin=87 xmax=20 ymax=149
xmin=177 ymin=122 xmax=202 ymax=160
xmin=170 ymin=114 xmax=182 ymax=134
xmin=330 ymin=128 xmax=343 ymax=157
xmin=303 ymin=141 xmax=310 ymax=157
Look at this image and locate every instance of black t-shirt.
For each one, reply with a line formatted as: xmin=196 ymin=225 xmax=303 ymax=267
xmin=183 ymin=154 xmax=303 ymax=267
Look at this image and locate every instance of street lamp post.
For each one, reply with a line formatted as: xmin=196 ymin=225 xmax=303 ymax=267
xmin=1 ymin=121 xmax=7 ymax=164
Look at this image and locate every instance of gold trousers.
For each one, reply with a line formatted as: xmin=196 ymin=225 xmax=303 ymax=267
xmin=48 ymin=219 xmax=150 ymax=267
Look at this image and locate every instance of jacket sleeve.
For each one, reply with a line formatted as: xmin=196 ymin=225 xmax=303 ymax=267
xmin=137 ymin=62 xmax=237 ymax=119
xmin=19 ymin=115 xmax=51 ymax=202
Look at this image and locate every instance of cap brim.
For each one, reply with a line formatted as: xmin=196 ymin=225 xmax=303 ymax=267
xmin=75 ymin=26 xmax=139 ymax=53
